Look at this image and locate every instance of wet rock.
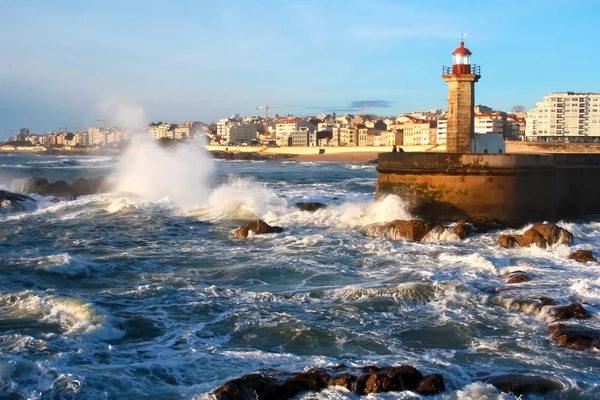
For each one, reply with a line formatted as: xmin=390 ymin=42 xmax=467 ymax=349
xmin=294 ymin=202 xmax=328 ymax=212
xmin=416 ymin=374 xmax=445 ymax=396
xmin=515 ymin=228 xmax=546 ymax=248
xmin=274 ymin=370 xmax=330 ymax=399
xmin=386 ymin=365 xmax=423 ymax=391
xmin=450 ymin=221 xmax=472 ymax=240
xmin=497 ymin=223 xmax=574 ymax=249
xmin=363 ymin=373 xmax=398 ymax=394
xmin=497 ymin=235 xmax=517 ymax=248
xmin=548 ymin=324 xmax=600 ymax=350
xmin=530 ymin=223 xmax=573 ymax=246
xmin=568 ymin=249 xmax=597 ymax=263
xmin=548 ymin=303 xmax=591 ymax=320
xmin=504 ymin=272 xmax=532 ymax=284
xmin=11 ymin=177 xmax=48 ymax=193
xmin=212 ymin=365 xmax=446 ymax=398
xmin=487 ymin=374 xmax=564 ymax=396
xmin=328 ymin=373 xmax=355 ymax=390
xmin=212 ymin=373 xmax=279 ymax=400
xmin=362 ymin=219 xmax=432 ymax=242
xmin=331 ymin=363 xmax=348 ymax=371
xmin=0 ymin=189 xmax=36 ymax=213
xmin=233 ymin=220 xmax=284 ymax=239
xmin=71 ymin=177 xmax=107 ymax=196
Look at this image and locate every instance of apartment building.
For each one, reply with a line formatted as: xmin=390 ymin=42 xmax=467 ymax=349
xmin=525 ymin=92 xmax=600 ymax=142
xmin=275 ymin=119 xmax=315 ymax=144
xmin=402 ymin=120 xmax=437 ymax=146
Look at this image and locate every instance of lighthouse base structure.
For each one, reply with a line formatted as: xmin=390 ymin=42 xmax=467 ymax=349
xmin=376 ymin=152 xmax=600 ymax=227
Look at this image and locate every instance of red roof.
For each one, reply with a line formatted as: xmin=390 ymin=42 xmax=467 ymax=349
xmin=452 ymin=41 xmax=472 ymax=56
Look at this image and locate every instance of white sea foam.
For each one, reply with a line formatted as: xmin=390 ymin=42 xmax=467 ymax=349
xmin=111 ymin=135 xmax=214 ymax=209
xmin=0 ymin=291 xmax=124 ymax=340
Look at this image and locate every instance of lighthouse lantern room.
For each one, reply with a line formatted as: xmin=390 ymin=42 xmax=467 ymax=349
xmin=442 ymin=40 xmax=481 ymax=153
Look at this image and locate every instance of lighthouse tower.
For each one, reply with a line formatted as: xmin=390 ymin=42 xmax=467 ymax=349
xmin=442 ymin=41 xmax=480 ymax=153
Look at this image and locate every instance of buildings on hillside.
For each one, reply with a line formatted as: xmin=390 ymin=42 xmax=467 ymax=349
xmin=525 ymin=92 xmax=600 ymax=142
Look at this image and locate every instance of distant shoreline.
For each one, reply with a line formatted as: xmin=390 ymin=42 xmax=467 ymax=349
xmin=3 ymin=142 xmax=600 ymax=164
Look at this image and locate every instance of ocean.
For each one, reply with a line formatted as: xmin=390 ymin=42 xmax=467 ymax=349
xmin=0 ymin=142 xmax=599 ymax=399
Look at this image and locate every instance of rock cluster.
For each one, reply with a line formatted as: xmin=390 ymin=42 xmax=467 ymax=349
xmin=233 ymin=220 xmax=284 ymax=239
xmin=362 ymin=220 xmax=472 ymax=242
xmin=548 ymin=323 xmax=600 ymax=350
xmin=11 ymin=177 xmax=108 ymax=199
xmin=212 ymin=365 xmax=445 ymax=399
xmin=497 ymin=223 xmax=573 ymax=248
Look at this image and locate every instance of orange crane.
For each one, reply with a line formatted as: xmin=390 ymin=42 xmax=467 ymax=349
xmin=256 ymin=105 xmax=273 ymax=139
xmin=256 ymin=105 xmax=298 ymax=139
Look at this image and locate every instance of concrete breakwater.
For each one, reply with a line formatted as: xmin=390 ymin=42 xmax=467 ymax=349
xmin=376 ymin=152 xmax=600 ymax=226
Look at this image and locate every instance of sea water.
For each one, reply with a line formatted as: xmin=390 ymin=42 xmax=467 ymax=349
xmin=0 ymin=147 xmax=599 ymax=399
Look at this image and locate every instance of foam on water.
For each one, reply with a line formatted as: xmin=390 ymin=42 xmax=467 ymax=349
xmin=0 ymin=291 xmax=124 ymax=340
xmin=111 ymin=135 xmax=214 ymax=209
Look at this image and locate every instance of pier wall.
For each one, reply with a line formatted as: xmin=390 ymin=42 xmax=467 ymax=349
xmin=376 ymin=152 xmax=600 ymax=226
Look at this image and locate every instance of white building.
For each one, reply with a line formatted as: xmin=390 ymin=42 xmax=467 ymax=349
xmin=526 ymin=92 xmax=600 ymax=142
xmin=474 ymin=112 xmax=506 ymax=135
xmin=275 ymin=119 xmax=315 ymax=146
xmin=226 ymin=123 xmax=259 ymax=145
xmin=437 ymin=119 xmax=447 ymax=145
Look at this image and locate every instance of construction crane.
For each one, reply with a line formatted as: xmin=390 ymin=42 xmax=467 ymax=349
xmin=256 ymin=105 xmax=273 ymax=139
xmin=256 ymin=105 xmax=298 ymax=139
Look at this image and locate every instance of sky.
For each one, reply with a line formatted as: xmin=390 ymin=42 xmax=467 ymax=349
xmin=1 ymin=0 xmax=599 ymax=138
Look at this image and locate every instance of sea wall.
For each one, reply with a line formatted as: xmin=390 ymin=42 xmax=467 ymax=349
xmin=376 ymin=152 xmax=600 ymax=226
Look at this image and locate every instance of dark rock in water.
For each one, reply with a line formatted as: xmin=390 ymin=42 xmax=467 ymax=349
xmin=530 ymin=223 xmax=573 ymax=246
xmin=362 ymin=219 xmax=432 ymax=242
xmin=504 ymin=272 xmax=532 ymax=284
xmin=497 ymin=235 xmax=517 ymax=248
xmin=212 ymin=365 xmax=446 ymax=399
xmin=212 ymin=373 xmax=279 ymax=400
xmin=11 ymin=177 xmax=48 ymax=193
xmin=328 ymin=373 xmax=355 ymax=390
xmin=548 ymin=324 xmax=600 ymax=350
xmin=386 ymin=365 xmax=423 ymax=391
xmin=549 ymin=303 xmax=591 ymax=320
xmin=294 ymin=202 xmax=328 ymax=212
xmin=416 ymin=374 xmax=445 ymax=396
xmin=487 ymin=374 xmax=564 ymax=396
xmin=233 ymin=220 xmax=284 ymax=239
xmin=363 ymin=373 xmax=398 ymax=394
xmin=71 ymin=177 xmax=107 ymax=196
xmin=568 ymin=249 xmax=597 ymax=263
xmin=273 ymin=370 xmax=330 ymax=399
xmin=515 ymin=228 xmax=546 ymax=248
xmin=499 ymin=223 xmax=574 ymax=249
xmin=12 ymin=176 xmax=108 ymax=199
xmin=450 ymin=221 xmax=472 ymax=240
xmin=0 ymin=189 xmax=36 ymax=213
xmin=38 ymin=180 xmax=74 ymax=198
xmin=497 ymin=223 xmax=573 ymax=249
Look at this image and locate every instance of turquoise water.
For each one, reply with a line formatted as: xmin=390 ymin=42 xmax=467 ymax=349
xmin=0 ymin=149 xmax=599 ymax=399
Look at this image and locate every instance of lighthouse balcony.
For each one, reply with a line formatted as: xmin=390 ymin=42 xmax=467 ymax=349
xmin=442 ymin=64 xmax=480 ymax=76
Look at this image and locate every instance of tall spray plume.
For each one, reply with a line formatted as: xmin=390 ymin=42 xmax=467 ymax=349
xmin=105 ymin=99 xmax=214 ymax=209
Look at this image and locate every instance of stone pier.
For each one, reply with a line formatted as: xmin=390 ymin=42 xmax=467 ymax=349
xmin=376 ymin=152 xmax=600 ymax=226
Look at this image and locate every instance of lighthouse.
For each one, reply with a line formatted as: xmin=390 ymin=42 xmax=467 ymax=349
xmin=442 ymin=41 xmax=480 ymax=153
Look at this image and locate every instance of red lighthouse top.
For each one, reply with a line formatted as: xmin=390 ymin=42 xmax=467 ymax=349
xmin=452 ymin=41 xmax=472 ymax=56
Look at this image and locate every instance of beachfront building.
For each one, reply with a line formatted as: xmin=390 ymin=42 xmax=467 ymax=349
xmin=525 ymin=92 xmax=600 ymax=142
xmin=275 ymin=119 xmax=316 ymax=145
xmin=437 ymin=119 xmax=447 ymax=145
xmin=402 ymin=120 xmax=437 ymax=146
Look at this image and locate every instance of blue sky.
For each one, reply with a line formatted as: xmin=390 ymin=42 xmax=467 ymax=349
xmin=1 ymin=0 xmax=598 ymax=138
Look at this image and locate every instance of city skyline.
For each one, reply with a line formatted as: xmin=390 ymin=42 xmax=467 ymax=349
xmin=1 ymin=0 xmax=599 ymax=139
